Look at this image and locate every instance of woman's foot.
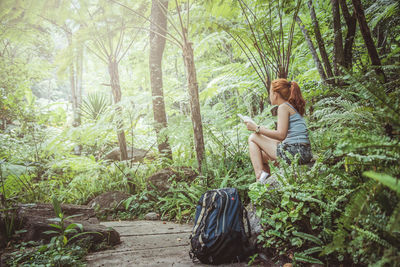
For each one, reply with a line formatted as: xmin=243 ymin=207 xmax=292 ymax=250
xmin=257 ymin=171 xmax=270 ymax=184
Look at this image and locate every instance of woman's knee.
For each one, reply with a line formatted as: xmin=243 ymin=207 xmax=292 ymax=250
xmin=248 ymin=133 xmax=257 ymax=144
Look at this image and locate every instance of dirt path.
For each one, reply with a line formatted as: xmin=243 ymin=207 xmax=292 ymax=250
xmin=85 ymin=220 xmax=248 ymax=267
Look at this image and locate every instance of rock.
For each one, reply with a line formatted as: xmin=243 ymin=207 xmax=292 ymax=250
xmin=147 ymin=167 xmax=198 ymax=193
xmin=144 ymin=212 xmax=159 ymax=220
xmin=283 ymin=263 xmax=293 ymax=267
xmin=87 ymin=191 xmax=131 ymax=216
xmin=104 ymin=147 xmax=149 ymax=162
xmin=263 ymin=175 xmax=281 ymax=189
xmin=14 ymin=203 xmax=120 ymax=249
xmin=246 ymin=203 xmax=262 ymax=247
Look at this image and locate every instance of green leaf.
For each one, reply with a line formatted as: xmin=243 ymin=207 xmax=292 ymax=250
xmin=49 ymin=223 xmax=62 ymax=230
xmin=363 ymin=171 xmax=400 ymax=194
xmin=65 ymin=223 xmax=83 ymax=232
xmin=302 ymin=246 xmax=323 ymax=255
xmin=52 ymin=196 xmax=62 ymax=218
xmin=292 ymin=231 xmax=323 ymax=246
xmin=293 ymin=252 xmax=324 ymax=264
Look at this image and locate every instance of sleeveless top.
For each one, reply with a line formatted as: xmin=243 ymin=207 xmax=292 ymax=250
xmin=282 ymin=102 xmax=310 ymax=144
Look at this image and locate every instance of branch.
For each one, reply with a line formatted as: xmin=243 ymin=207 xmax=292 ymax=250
xmin=85 ymin=44 xmax=108 ymax=63
xmin=108 ymin=0 xmax=182 ymax=47
xmin=155 ymin=0 xmax=184 ymax=40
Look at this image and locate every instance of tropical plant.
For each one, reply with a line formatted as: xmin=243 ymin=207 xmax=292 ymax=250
xmin=80 ymin=92 xmax=111 ymax=121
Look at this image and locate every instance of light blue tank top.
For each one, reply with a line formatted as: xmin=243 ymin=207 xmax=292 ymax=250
xmin=283 ymin=102 xmax=310 ymax=144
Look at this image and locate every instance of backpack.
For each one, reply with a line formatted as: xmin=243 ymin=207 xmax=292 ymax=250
xmin=189 ymin=188 xmax=253 ymax=264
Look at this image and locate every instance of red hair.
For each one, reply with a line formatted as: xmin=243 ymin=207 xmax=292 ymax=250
xmin=271 ymin=78 xmax=306 ymax=116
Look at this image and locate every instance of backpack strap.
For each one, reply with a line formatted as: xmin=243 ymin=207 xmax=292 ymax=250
xmin=193 ymin=192 xmax=208 ymax=234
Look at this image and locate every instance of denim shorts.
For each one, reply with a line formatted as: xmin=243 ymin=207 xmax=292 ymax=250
xmin=276 ymin=143 xmax=313 ymax=164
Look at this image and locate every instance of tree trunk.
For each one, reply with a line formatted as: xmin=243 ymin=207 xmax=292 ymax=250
xmin=331 ymin=0 xmax=345 ymax=76
xmin=66 ymin=33 xmax=78 ymax=128
xmin=108 ymin=58 xmax=128 ymax=161
xmin=76 ymin=40 xmax=83 ymax=126
xmin=149 ymin=0 xmax=172 ymax=160
xmin=340 ymin=0 xmax=357 ymax=69
xmin=74 ymin=40 xmax=84 ymax=155
xmin=351 ymin=0 xmax=386 ymax=82
xmin=182 ymin=41 xmax=205 ymax=171
xmin=296 ymin=16 xmax=327 ymax=83
xmin=307 ymin=0 xmax=334 ymax=80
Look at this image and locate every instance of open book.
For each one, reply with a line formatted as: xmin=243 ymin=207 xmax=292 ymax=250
xmin=237 ymin=113 xmax=256 ymax=125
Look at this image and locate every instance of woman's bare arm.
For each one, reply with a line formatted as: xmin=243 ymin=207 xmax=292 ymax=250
xmin=246 ymin=104 xmax=290 ymax=141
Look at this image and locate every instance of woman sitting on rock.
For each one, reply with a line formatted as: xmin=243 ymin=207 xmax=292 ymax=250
xmin=246 ymin=78 xmax=312 ymax=183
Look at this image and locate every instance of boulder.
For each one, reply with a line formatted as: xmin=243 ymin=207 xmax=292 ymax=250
xmin=261 ymin=175 xmax=281 ymax=189
xmin=104 ymin=147 xmax=149 ymax=162
xmin=246 ymin=203 xmax=263 ymax=248
xmin=147 ymin=167 xmax=198 ymax=193
xmin=15 ymin=203 xmax=120 ymax=248
xmin=87 ymin=191 xmax=131 ymax=216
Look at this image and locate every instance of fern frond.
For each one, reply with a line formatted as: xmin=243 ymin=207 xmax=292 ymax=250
xmin=293 ymin=231 xmax=323 ymax=246
xmin=351 ymin=225 xmax=392 ymax=249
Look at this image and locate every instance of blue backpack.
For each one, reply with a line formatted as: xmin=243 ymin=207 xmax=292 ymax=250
xmin=189 ymin=188 xmax=253 ymax=264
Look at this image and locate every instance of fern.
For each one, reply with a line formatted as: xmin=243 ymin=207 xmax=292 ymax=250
xmin=293 ymin=231 xmax=323 ymax=246
xmin=351 ymin=225 xmax=392 ymax=249
xmin=293 ymin=252 xmax=324 ymax=265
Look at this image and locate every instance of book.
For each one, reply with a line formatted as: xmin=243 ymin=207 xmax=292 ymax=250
xmin=237 ymin=113 xmax=255 ymax=124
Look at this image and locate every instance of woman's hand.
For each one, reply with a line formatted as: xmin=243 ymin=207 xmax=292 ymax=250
xmin=246 ymin=121 xmax=257 ymax=132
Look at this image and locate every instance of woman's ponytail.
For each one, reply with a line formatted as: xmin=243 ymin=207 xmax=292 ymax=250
xmin=288 ymin=81 xmax=306 ymax=116
xmin=271 ymin=79 xmax=306 ymax=116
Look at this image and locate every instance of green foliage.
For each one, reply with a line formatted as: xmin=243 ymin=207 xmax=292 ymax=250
xmin=249 ymin=67 xmax=400 ymax=265
xmin=7 ymin=240 xmax=87 ymax=267
xmin=6 ymin=197 xmax=98 ymax=266
xmin=364 ymin=171 xmax=400 ymax=194
xmin=1 ymin=1 xmax=399 ymax=266
xmin=80 ymin=92 xmax=111 ymax=121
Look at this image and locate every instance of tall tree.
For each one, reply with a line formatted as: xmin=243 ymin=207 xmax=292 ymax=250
xmin=351 ymin=0 xmax=386 ymax=82
xmin=296 ymin=16 xmax=327 ymax=83
xmin=113 ymin=0 xmax=206 ymax=170
xmin=77 ymin=1 xmax=146 ymax=160
xmin=331 ymin=0 xmax=346 ymax=76
xmin=340 ymin=0 xmax=357 ymax=69
xmin=41 ymin=2 xmax=84 ymax=153
xmin=307 ymin=0 xmax=334 ymax=81
xmin=227 ymin=0 xmax=302 ymax=92
xmin=149 ymin=0 xmax=172 ymax=160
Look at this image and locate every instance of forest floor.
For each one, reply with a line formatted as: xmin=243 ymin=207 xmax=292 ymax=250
xmin=85 ymin=220 xmax=249 ymax=267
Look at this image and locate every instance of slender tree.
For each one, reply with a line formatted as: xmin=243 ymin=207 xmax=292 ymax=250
xmin=149 ymin=0 xmax=173 ymax=160
xmin=307 ymin=0 xmax=334 ymax=80
xmin=340 ymin=0 xmax=357 ymax=69
xmin=76 ymin=1 xmax=147 ymax=160
xmin=232 ymin=0 xmax=302 ymax=87
xmin=111 ymin=0 xmax=206 ymax=170
xmin=351 ymin=0 xmax=386 ymax=82
xmin=331 ymin=0 xmax=346 ymax=76
xmin=296 ymin=16 xmax=327 ymax=83
xmin=41 ymin=3 xmax=84 ymax=153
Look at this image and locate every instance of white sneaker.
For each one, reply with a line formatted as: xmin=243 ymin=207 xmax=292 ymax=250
xmin=259 ymin=171 xmax=269 ymax=184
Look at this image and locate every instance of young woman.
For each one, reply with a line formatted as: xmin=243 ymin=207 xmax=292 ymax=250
xmin=246 ymin=78 xmax=312 ymax=182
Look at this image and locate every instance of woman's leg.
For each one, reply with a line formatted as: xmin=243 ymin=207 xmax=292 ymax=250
xmin=248 ymin=133 xmax=279 ymax=179
xmin=261 ymin=151 xmax=270 ymax=173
